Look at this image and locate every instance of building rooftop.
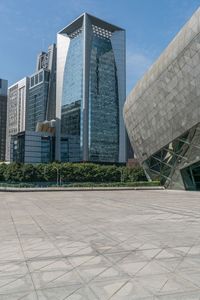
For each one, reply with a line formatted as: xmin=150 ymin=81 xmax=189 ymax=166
xmin=58 ymin=12 xmax=124 ymax=36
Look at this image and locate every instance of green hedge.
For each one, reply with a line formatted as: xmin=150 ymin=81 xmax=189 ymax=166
xmin=0 ymin=162 xmax=148 ymax=183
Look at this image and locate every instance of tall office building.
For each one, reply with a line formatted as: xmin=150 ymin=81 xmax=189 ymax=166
xmin=8 ymin=45 xmax=56 ymax=163
xmin=6 ymin=77 xmax=29 ymax=161
xmin=0 ymin=79 xmax=8 ymax=161
xmin=56 ymin=13 xmax=126 ymax=163
xmin=26 ymin=44 xmax=56 ymax=131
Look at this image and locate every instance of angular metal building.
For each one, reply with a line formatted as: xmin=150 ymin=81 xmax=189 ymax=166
xmin=124 ymin=8 xmax=200 ymax=190
xmin=56 ymin=13 xmax=126 ymax=163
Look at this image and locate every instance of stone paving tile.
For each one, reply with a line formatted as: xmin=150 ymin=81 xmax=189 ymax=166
xmin=64 ymin=285 xmax=98 ymax=300
xmin=0 ymin=273 xmax=34 ymax=294
xmin=36 ymin=285 xmax=83 ymax=300
xmin=28 ymin=258 xmax=73 ymax=273
xmin=155 ymin=257 xmax=183 ymax=272
xmin=0 ymin=291 xmax=37 ymax=300
xmin=109 ymin=278 xmax=154 ymax=299
xmin=89 ymin=279 xmax=130 ymax=300
xmin=154 ymin=290 xmax=200 ymax=299
xmin=1 ymin=190 xmax=200 ymax=298
xmin=31 ymin=269 xmax=83 ymax=289
xmin=0 ymin=261 xmax=28 ymax=276
xmin=102 ymin=251 xmax=132 ymax=264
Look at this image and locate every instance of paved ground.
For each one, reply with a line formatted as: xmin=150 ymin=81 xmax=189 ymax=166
xmin=1 ymin=190 xmax=200 ymax=299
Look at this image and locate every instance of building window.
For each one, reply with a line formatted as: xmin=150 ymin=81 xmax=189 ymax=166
xmin=35 ymin=74 xmax=38 ymax=85
xmin=39 ymin=71 xmax=43 ymax=82
xmin=31 ymin=76 xmax=34 ymax=87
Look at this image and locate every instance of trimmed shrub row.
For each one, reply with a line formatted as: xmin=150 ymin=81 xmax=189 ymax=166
xmin=0 ymin=162 xmax=147 ymax=183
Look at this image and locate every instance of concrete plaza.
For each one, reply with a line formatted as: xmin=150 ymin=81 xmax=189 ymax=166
xmin=0 ymin=190 xmax=200 ymax=299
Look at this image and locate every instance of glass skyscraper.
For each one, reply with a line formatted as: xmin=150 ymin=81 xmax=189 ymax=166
xmin=0 ymin=79 xmax=8 ymax=161
xmin=56 ymin=13 xmax=126 ymax=163
xmin=26 ymin=44 xmax=57 ymax=131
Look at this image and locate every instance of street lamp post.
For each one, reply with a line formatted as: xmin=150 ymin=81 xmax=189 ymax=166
xmin=56 ymin=167 xmax=59 ymax=187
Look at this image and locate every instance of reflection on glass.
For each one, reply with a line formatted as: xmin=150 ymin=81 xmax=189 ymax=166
xmin=61 ymin=33 xmax=83 ymax=161
xmin=144 ymin=125 xmax=200 ymax=188
xmin=89 ymin=35 xmax=119 ymax=162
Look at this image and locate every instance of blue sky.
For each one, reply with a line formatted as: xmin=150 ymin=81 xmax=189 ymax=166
xmin=0 ymin=0 xmax=199 ymax=94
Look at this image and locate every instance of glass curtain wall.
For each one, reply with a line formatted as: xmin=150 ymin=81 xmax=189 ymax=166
xmin=89 ymin=31 xmax=119 ymax=162
xmin=61 ymin=31 xmax=83 ymax=161
xmin=27 ymin=71 xmax=49 ymax=131
xmin=144 ymin=123 xmax=200 ymax=190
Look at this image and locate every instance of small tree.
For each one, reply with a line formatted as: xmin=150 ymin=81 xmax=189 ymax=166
xmin=4 ymin=163 xmax=23 ymax=182
xmin=21 ymin=164 xmax=38 ymax=182
xmin=0 ymin=163 xmax=7 ymax=181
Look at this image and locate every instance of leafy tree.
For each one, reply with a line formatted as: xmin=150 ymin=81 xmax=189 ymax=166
xmin=0 ymin=163 xmax=7 ymax=181
xmin=4 ymin=163 xmax=24 ymax=182
xmin=21 ymin=164 xmax=38 ymax=182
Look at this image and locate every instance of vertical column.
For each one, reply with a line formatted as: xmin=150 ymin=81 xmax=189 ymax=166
xmin=82 ymin=13 xmax=92 ymax=161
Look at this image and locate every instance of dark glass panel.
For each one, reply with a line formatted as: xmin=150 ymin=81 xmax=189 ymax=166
xmin=88 ymin=35 xmax=119 ymax=162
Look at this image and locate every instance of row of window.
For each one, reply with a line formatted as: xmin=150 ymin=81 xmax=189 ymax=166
xmin=30 ymin=71 xmax=50 ymax=88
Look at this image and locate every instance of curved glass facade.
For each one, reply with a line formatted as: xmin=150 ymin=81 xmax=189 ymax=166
xmin=89 ymin=35 xmax=119 ymax=162
xmin=57 ymin=14 xmax=126 ymax=163
xmin=61 ymin=33 xmax=83 ymax=161
xmin=61 ymin=32 xmax=119 ymax=162
xmin=61 ymin=33 xmax=83 ymax=111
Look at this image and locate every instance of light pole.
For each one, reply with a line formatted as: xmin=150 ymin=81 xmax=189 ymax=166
xmin=53 ymin=166 xmax=59 ymax=186
xmin=120 ymin=167 xmax=124 ymax=182
xmin=60 ymin=172 xmax=62 ymax=186
xmin=56 ymin=167 xmax=59 ymax=187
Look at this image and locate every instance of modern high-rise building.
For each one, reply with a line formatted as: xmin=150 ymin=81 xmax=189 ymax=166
xmin=8 ymin=44 xmax=57 ymax=163
xmin=26 ymin=44 xmax=56 ymax=131
xmin=6 ymin=77 xmax=29 ymax=161
xmin=0 ymin=79 xmax=8 ymax=161
xmin=56 ymin=13 xmax=126 ymax=163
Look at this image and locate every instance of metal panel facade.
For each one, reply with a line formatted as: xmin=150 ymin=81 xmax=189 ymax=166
xmin=124 ymin=8 xmax=200 ymax=189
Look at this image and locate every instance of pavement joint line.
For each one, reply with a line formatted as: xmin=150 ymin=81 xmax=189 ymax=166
xmin=108 ymin=279 xmax=131 ymax=299
xmin=19 ymin=198 xmax=119 ymax=290
xmin=1 ymin=190 xmax=200 ymax=298
xmin=62 ymin=285 xmax=84 ymax=300
xmin=4 ymin=199 xmax=39 ymax=300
